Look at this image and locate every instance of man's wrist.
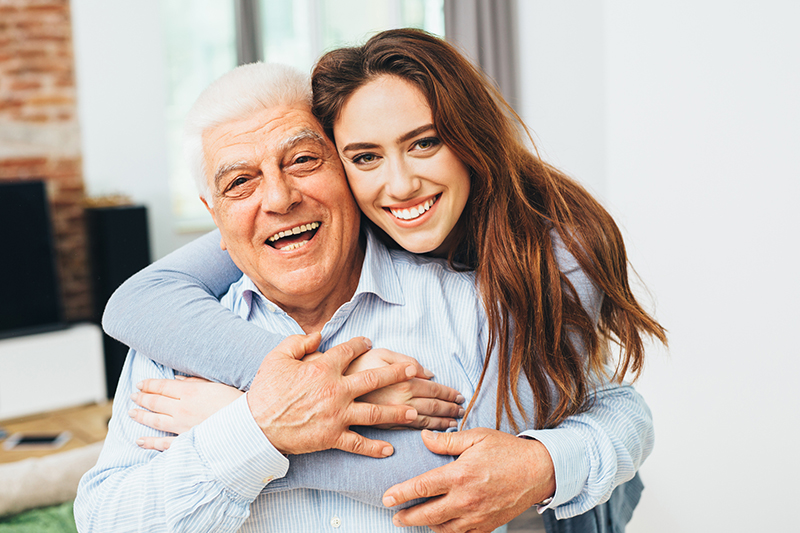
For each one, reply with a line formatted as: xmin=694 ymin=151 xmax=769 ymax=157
xmin=519 ymin=435 xmax=557 ymax=505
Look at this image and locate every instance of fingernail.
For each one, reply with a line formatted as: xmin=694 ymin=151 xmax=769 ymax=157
xmin=130 ymin=393 xmax=138 ymax=402
xmin=135 ymin=381 xmax=143 ymax=390
xmin=449 ymin=420 xmax=458 ymax=428
xmin=458 ymin=408 xmax=466 ymax=417
xmin=455 ymin=394 xmax=465 ymax=404
xmin=128 ymin=409 xmax=137 ymax=418
xmin=363 ymin=337 xmax=372 ymax=349
xmin=136 ymin=438 xmax=144 ymax=447
xmin=422 ymin=429 xmax=438 ymax=440
xmin=405 ymin=408 xmax=418 ymax=421
xmin=405 ymin=365 xmax=416 ymax=378
xmin=423 ymin=367 xmax=434 ymax=378
xmin=393 ymin=514 xmax=404 ymax=527
xmin=382 ymin=445 xmax=393 ymax=457
xmin=383 ymin=495 xmax=397 ymax=507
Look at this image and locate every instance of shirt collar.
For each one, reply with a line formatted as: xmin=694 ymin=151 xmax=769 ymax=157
xmin=354 ymin=228 xmax=405 ymax=306
xmin=236 ymin=227 xmax=405 ymax=316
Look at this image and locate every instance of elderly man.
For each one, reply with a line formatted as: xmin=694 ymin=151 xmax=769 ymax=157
xmin=76 ymin=63 xmax=651 ymax=532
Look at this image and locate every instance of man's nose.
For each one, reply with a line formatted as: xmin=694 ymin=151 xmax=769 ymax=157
xmin=260 ymin=173 xmax=301 ymax=214
xmin=385 ymin=158 xmax=422 ymax=200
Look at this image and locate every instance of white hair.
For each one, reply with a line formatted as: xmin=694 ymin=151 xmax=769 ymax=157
xmin=183 ymin=62 xmax=312 ymax=205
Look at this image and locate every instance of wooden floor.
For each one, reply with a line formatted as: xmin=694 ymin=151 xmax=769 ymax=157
xmin=0 ymin=401 xmax=112 ymax=464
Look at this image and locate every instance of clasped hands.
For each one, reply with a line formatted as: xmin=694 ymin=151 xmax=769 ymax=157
xmin=130 ymin=332 xmax=463 ymax=454
xmin=129 ymin=333 xmax=556 ymax=532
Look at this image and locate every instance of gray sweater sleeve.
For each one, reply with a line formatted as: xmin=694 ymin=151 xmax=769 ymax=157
xmin=102 ymin=230 xmax=281 ymax=389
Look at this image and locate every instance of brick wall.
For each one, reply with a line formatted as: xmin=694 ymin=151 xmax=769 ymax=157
xmin=0 ymin=0 xmax=92 ymax=321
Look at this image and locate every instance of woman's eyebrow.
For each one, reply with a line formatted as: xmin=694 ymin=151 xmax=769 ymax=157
xmin=340 ymin=124 xmax=435 ymax=153
xmin=396 ymin=124 xmax=435 ymax=144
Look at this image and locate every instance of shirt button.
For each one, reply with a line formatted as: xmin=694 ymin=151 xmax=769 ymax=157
xmin=330 ymin=516 xmax=341 ymax=528
xmin=261 ymin=476 xmax=274 ymax=484
xmin=266 ymin=303 xmax=276 ymax=313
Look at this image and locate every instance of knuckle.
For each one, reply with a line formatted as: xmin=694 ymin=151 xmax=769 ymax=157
xmin=365 ymin=403 xmax=384 ymax=425
xmin=417 ymin=416 xmax=433 ymax=429
xmin=358 ymin=371 xmax=382 ymax=394
xmin=412 ymin=477 xmax=435 ymax=498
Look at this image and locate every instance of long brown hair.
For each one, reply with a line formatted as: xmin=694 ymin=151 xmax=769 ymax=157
xmin=312 ymin=29 xmax=666 ymax=430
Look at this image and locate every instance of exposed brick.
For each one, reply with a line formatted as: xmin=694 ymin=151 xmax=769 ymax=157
xmin=1 ymin=0 xmax=87 ymax=321
xmin=9 ymin=79 xmax=41 ymax=90
xmin=0 ymin=98 xmax=24 ymax=110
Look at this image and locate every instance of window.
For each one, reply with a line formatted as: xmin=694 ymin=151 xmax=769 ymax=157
xmin=161 ymin=0 xmax=444 ymax=231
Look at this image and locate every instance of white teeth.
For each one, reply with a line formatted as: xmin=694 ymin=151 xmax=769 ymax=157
xmin=277 ymin=239 xmax=309 ymax=251
xmin=390 ymin=197 xmax=436 ymax=221
xmin=268 ymin=221 xmax=320 ymax=243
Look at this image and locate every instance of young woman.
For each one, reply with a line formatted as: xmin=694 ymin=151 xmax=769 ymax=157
xmin=107 ymin=29 xmax=665 ymax=532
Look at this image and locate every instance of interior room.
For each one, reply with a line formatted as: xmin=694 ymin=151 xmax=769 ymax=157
xmin=1 ymin=1 xmax=797 ymax=532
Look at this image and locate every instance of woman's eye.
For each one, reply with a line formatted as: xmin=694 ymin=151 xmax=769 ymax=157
xmin=413 ymin=137 xmax=440 ymax=151
xmin=353 ymin=153 xmax=378 ymax=165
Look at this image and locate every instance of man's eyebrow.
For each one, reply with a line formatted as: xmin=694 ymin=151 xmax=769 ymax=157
xmin=213 ymin=160 xmax=251 ymax=190
xmin=340 ymin=124 xmax=435 ymax=153
xmin=277 ymin=128 xmax=326 ymax=153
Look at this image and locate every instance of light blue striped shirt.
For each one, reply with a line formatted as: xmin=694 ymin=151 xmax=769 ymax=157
xmin=76 ymin=230 xmax=652 ymax=532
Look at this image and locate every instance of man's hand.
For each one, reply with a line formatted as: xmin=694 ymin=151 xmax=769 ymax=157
xmin=382 ymin=429 xmax=556 ymax=533
xmin=345 ymin=348 xmax=465 ymax=430
xmin=247 ymin=333 xmax=419 ymax=457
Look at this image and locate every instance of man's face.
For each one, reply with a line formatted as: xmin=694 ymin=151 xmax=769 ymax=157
xmin=201 ymin=104 xmax=362 ymax=310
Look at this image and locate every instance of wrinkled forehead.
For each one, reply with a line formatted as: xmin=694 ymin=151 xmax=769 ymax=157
xmin=202 ymin=105 xmax=335 ymax=174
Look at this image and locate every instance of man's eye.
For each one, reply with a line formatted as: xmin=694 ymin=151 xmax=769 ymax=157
xmin=227 ymin=177 xmax=249 ymax=190
xmin=222 ymin=176 xmax=256 ymax=197
xmin=294 ymin=155 xmax=316 ymax=165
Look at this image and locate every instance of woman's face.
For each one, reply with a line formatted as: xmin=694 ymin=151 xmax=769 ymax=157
xmin=333 ymin=75 xmax=470 ymax=256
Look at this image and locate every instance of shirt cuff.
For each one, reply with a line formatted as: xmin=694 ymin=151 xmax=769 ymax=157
xmin=518 ymin=427 xmax=589 ymax=509
xmin=193 ymin=394 xmax=290 ymax=501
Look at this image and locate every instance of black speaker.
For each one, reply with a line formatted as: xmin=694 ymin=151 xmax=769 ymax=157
xmin=86 ymin=205 xmax=151 ymax=397
xmin=0 ymin=180 xmax=65 ymax=338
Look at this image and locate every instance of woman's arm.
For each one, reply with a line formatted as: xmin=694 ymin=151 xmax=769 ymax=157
xmin=102 ymin=230 xmax=280 ymax=389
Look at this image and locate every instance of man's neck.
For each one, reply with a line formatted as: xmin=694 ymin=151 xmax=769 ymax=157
xmin=262 ymin=243 xmax=365 ymax=334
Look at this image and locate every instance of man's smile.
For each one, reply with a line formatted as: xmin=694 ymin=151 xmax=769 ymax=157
xmin=266 ymin=221 xmax=321 ymax=251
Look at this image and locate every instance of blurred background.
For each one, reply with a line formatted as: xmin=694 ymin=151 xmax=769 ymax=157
xmin=1 ymin=1 xmax=798 ymax=531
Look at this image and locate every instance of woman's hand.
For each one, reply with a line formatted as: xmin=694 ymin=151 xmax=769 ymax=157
xmin=129 ymin=376 xmax=243 ymax=451
xmin=383 ymin=429 xmax=556 ymax=533
xmin=343 ymin=348 xmax=465 ymax=430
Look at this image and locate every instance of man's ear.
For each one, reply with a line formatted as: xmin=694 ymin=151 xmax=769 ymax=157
xmin=200 ymin=196 xmax=227 ymax=251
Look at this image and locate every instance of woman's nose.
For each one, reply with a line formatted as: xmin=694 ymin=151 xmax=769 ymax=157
xmin=385 ymin=159 xmax=422 ymax=199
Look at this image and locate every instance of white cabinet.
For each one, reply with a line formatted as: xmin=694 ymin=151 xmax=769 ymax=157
xmin=0 ymin=323 xmax=106 ymax=419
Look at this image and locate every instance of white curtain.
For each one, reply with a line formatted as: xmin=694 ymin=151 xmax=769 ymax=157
xmin=444 ymin=0 xmax=519 ymax=108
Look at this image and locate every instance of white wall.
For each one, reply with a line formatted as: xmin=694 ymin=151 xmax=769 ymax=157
xmin=517 ymin=0 xmax=607 ymax=197
xmin=517 ymin=1 xmax=800 ymax=531
xmin=71 ymin=0 xmax=207 ymax=259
